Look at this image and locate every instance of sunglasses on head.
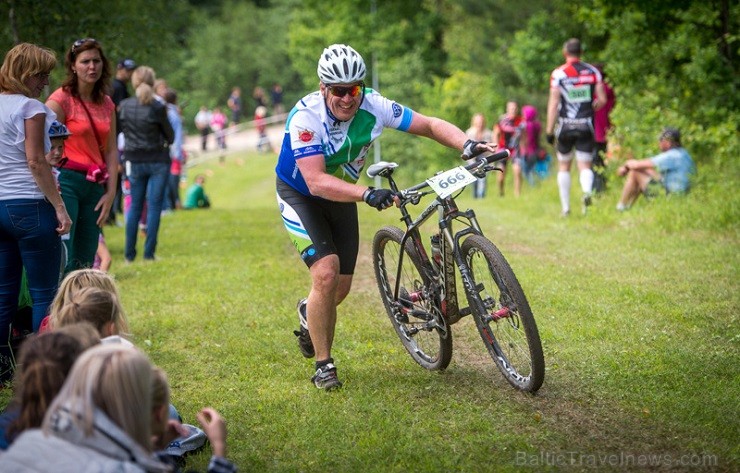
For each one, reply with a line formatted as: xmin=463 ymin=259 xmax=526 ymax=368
xmin=327 ymin=83 xmax=364 ymax=98
xmin=71 ymin=38 xmax=98 ymax=53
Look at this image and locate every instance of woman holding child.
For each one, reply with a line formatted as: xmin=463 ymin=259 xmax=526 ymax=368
xmin=46 ymin=38 xmax=118 ymax=273
xmin=0 ymin=43 xmax=71 ymax=381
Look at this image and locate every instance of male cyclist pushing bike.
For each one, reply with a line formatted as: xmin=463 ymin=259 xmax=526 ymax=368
xmin=275 ymin=44 xmax=496 ymax=390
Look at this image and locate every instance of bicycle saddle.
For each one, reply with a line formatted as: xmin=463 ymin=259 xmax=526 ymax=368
xmin=366 ymin=161 xmax=399 ymax=178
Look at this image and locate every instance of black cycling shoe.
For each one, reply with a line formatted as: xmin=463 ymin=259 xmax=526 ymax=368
xmin=294 ymin=298 xmax=314 ymax=358
xmin=311 ymin=362 xmax=343 ymax=390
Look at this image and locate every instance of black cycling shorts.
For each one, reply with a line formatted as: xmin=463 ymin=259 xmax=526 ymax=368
xmin=556 ymin=125 xmax=595 ymax=154
xmin=276 ymin=178 xmax=359 ymax=275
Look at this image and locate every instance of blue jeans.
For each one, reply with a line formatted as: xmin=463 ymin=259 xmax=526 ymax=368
xmin=125 ymin=161 xmax=169 ymax=261
xmin=0 ymin=199 xmax=62 ymax=380
xmin=58 ymin=169 xmax=105 ymax=273
xmin=163 ymin=173 xmax=181 ymax=211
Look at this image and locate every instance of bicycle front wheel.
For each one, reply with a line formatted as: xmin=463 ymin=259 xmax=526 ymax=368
xmin=461 ymin=235 xmax=544 ymax=392
xmin=372 ymin=226 xmax=452 ymax=371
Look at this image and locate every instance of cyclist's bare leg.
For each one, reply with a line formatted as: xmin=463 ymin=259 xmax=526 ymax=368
xmin=306 ymin=254 xmax=352 ymax=361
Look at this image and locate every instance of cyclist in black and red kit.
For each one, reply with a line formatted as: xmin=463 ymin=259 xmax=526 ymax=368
xmin=546 ymin=38 xmax=606 ymax=216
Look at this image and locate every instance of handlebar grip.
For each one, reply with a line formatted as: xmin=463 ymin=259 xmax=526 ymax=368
xmin=485 ymin=149 xmax=510 ymax=164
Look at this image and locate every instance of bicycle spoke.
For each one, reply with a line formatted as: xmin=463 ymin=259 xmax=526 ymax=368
xmin=373 ymin=226 xmax=453 ymax=371
xmin=461 ymin=235 xmax=544 ymax=392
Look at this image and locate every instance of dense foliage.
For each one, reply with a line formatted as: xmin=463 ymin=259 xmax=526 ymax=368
xmin=1 ymin=0 xmax=737 ymax=175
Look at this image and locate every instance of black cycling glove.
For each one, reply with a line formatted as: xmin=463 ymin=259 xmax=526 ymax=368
xmin=546 ymin=134 xmax=555 ymax=145
xmin=363 ymin=187 xmax=395 ymax=210
xmin=461 ymin=139 xmax=486 ymax=160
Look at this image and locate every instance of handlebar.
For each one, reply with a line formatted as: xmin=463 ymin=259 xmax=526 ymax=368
xmin=364 ymin=148 xmax=511 ymax=205
xmin=403 ymin=149 xmax=510 ymax=194
xmin=466 ymin=149 xmax=510 ymax=168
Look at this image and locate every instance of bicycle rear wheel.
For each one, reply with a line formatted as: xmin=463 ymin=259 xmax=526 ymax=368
xmin=461 ymin=235 xmax=544 ymax=392
xmin=372 ymin=226 xmax=452 ymax=371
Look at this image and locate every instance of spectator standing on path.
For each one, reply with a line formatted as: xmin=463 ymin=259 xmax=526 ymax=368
xmin=154 ymin=78 xmax=168 ymax=101
xmin=119 ymin=66 xmax=174 ymax=263
xmin=46 ymin=38 xmax=118 ymax=273
xmin=491 ymin=101 xmax=524 ymax=197
xmin=106 ymin=58 xmax=136 ymax=227
xmin=194 ymin=105 xmax=211 ymax=151
xmin=111 ymin=58 xmax=136 ymax=134
xmin=615 ymin=127 xmax=695 ymax=211
xmin=210 ymin=107 xmax=227 ymax=150
xmin=271 ymin=82 xmax=284 ymax=116
xmin=546 ymin=38 xmax=606 ymax=216
xmin=227 ymin=86 xmax=242 ymax=126
xmin=0 ymin=43 xmax=72 ymax=382
xmin=255 ymin=105 xmax=273 ymax=153
xmin=466 ymin=112 xmax=492 ymax=198
xmin=163 ymin=88 xmax=184 ymax=213
xmin=252 ymin=86 xmax=266 ymax=109
xmin=275 ymin=44 xmax=496 ymax=390
xmin=592 ymin=63 xmax=616 ymax=194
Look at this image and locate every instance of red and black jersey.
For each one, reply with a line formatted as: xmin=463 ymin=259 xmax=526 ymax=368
xmin=550 ymin=58 xmax=602 ymax=122
xmin=496 ymin=114 xmax=523 ymax=151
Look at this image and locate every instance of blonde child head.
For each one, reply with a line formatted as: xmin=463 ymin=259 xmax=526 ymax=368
xmin=53 ymin=286 xmax=127 ymax=338
xmin=43 ymin=344 xmax=156 ymax=451
xmin=48 ymin=269 xmax=129 ymax=335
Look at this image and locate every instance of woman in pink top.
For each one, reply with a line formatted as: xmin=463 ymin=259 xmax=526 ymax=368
xmin=46 ymin=39 xmax=118 ymax=273
xmin=210 ymin=107 xmax=227 ymax=150
xmin=520 ymin=105 xmax=542 ymax=186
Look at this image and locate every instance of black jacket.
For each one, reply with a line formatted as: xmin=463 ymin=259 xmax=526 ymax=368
xmin=119 ymin=97 xmax=174 ymax=163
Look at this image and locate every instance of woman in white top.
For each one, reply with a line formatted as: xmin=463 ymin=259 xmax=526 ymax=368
xmin=0 ymin=43 xmax=71 ymax=382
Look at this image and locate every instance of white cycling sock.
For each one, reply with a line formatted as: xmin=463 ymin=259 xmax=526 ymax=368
xmin=580 ymin=168 xmax=594 ymax=195
xmin=557 ymin=171 xmax=571 ymax=212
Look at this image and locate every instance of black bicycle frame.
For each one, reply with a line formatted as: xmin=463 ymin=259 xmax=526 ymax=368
xmin=385 ymin=176 xmax=486 ymax=325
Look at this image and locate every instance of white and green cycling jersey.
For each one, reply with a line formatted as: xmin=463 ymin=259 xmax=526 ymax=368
xmin=275 ymin=87 xmax=413 ymax=196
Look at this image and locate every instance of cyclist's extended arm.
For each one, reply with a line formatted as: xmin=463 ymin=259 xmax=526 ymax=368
xmin=296 ymin=153 xmax=367 ymax=202
xmin=406 ymin=112 xmax=496 ymax=156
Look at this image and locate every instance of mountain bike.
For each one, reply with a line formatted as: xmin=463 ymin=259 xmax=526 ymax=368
xmin=370 ymin=150 xmax=545 ymax=393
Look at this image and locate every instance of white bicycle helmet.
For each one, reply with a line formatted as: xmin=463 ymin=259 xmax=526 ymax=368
xmin=317 ymin=44 xmax=366 ymax=85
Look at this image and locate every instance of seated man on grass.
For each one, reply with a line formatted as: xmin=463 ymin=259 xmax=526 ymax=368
xmin=183 ymin=174 xmax=211 ymax=209
xmin=616 ymin=127 xmax=695 ymax=211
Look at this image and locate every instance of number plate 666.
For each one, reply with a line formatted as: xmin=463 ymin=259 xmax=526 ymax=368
xmin=426 ymin=166 xmax=477 ymax=198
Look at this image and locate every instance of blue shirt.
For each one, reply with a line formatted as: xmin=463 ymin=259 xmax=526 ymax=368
xmin=650 ymin=147 xmax=695 ymax=193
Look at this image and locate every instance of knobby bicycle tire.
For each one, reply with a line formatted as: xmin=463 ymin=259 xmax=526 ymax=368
xmin=461 ymin=235 xmax=545 ymax=392
xmin=372 ymin=226 xmax=453 ymax=371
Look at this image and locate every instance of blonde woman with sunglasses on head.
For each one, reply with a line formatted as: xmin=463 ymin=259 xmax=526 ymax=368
xmin=46 ymin=38 xmax=118 ymax=274
xmin=0 ymin=43 xmax=72 ymax=382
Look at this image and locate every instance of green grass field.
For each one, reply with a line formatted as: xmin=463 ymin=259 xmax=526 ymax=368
xmin=4 ymin=146 xmax=738 ymax=472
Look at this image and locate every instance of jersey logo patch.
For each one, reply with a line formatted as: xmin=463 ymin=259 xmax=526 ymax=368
xmin=298 ymin=129 xmax=315 ymax=143
xmin=392 ymin=103 xmax=402 ymax=118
